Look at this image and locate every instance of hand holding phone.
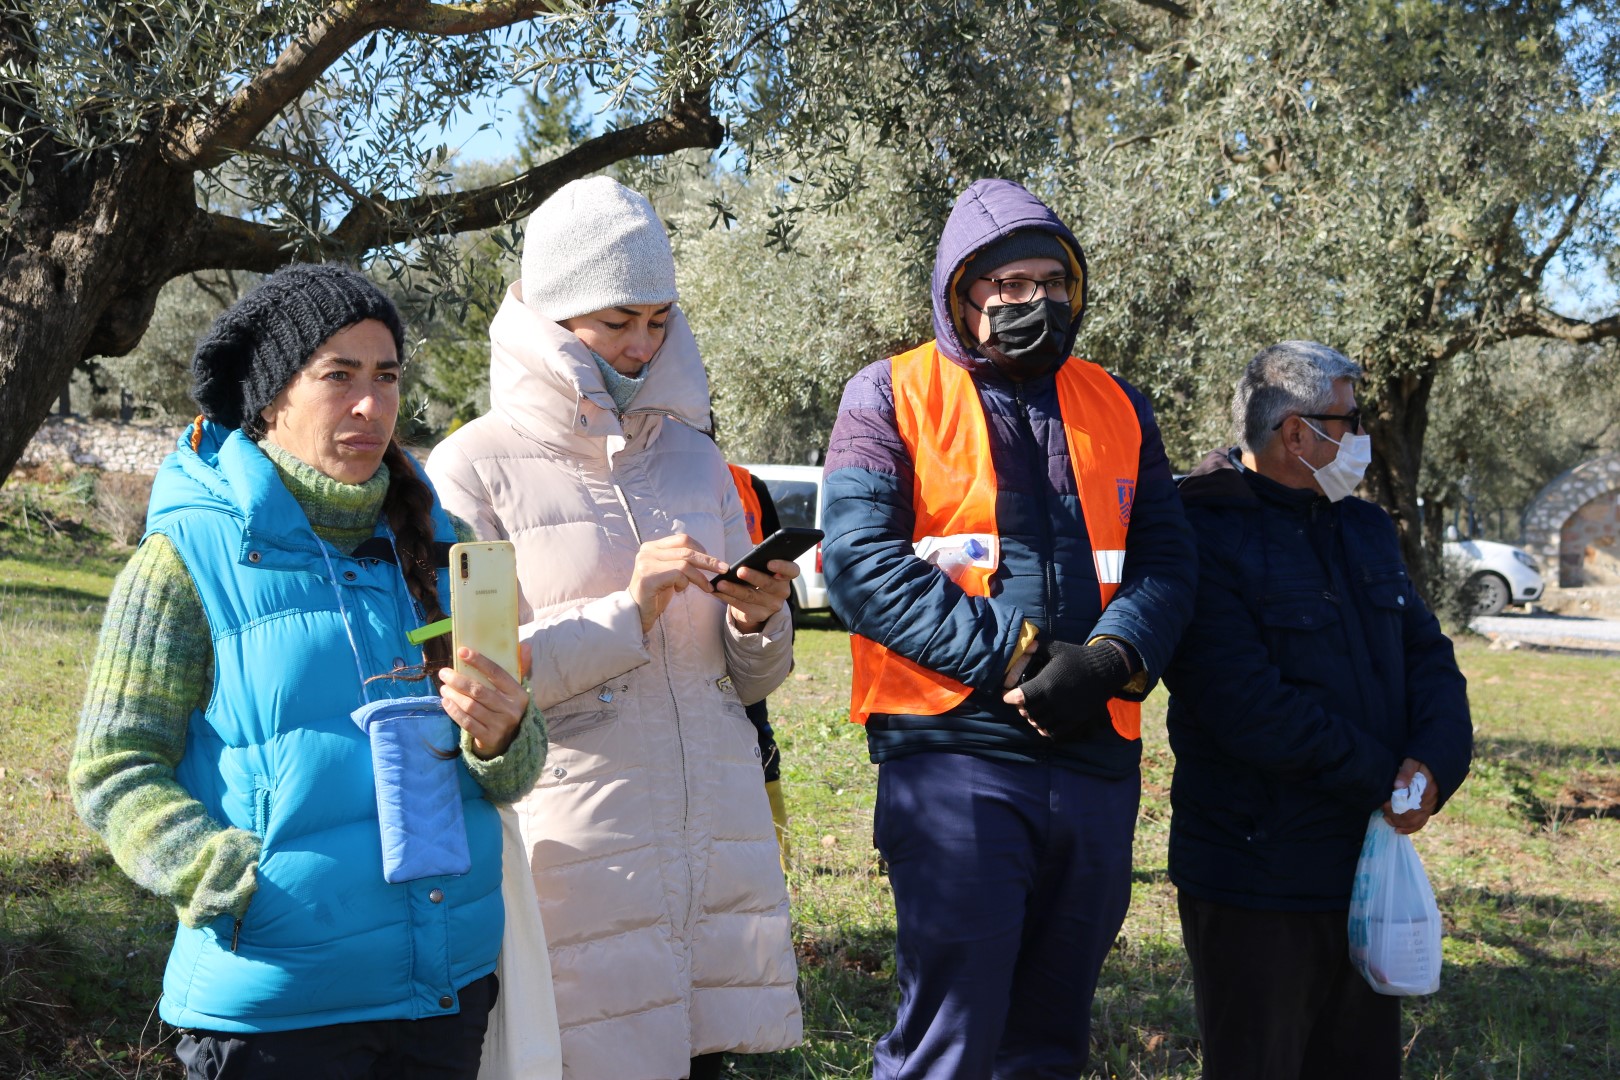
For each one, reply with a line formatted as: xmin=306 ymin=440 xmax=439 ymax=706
xmin=709 ymin=527 xmax=824 ymax=588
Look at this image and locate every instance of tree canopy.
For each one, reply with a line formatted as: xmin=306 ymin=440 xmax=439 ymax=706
xmin=1060 ymin=0 xmax=1620 ymax=586
xmin=4 ymin=0 xmax=1616 ymax=605
xmin=675 ymin=0 xmax=1620 ymax=594
xmin=0 ymin=0 xmax=1133 ymax=482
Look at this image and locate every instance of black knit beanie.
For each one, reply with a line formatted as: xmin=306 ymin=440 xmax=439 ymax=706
xmin=959 ymin=229 xmax=1072 ymax=292
xmin=190 ymin=263 xmax=406 ymax=435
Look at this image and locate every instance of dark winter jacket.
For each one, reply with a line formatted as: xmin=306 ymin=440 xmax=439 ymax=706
xmin=1164 ymin=448 xmax=1472 ymax=910
xmin=822 ymin=179 xmax=1197 ymax=778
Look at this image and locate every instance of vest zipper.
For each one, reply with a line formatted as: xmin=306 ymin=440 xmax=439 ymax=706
xmin=1013 ymin=382 xmax=1059 ymax=620
xmin=231 ymin=919 xmax=241 ymax=952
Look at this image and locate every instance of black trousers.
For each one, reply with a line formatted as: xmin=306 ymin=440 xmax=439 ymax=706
xmin=1177 ymin=892 xmax=1401 ymax=1080
xmin=175 ymin=973 xmax=498 ymax=1080
xmin=690 ymin=1051 xmax=725 ymax=1079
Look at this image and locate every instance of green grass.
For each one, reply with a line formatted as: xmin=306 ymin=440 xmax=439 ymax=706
xmin=2 ymin=483 xmax=1617 ymax=1078
xmin=753 ymin=623 xmax=1620 ymax=1080
xmin=1 ymin=474 xmax=182 ymax=1077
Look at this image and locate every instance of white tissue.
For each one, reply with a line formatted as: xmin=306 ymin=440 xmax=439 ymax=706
xmin=1390 ymin=771 xmax=1428 ymax=814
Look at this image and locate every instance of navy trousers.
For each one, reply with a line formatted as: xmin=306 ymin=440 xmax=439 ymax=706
xmin=872 ymin=752 xmax=1139 ymax=1080
xmin=175 ymin=973 xmax=498 ymax=1080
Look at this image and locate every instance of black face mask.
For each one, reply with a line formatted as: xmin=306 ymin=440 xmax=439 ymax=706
xmin=982 ymin=298 xmax=1072 ymax=380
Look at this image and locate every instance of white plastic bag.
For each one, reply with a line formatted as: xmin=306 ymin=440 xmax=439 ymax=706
xmin=1347 ymin=809 xmax=1443 ymax=996
xmin=479 ymin=805 xmax=562 ymax=1080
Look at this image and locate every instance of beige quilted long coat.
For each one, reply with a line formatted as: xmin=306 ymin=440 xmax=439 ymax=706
xmin=427 ymin=284 xmax=802 ymax=1079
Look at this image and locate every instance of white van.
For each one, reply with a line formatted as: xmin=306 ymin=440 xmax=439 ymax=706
xmin=740 ymin=464 xmax=830 ymax=617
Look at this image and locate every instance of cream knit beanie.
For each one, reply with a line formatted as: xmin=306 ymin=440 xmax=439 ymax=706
xmin=521 ymin=176 xmax=679 ymax=322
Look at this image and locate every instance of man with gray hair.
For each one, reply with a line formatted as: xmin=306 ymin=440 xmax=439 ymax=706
xmin=1162 ymin=341 xmax=1472 ymax=1078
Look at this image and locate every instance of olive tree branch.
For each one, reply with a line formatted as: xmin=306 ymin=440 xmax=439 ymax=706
xmin=162 ymin=0 xmax=569 ymax=171
xmin=1523 ymin=137 xmax=1611 ymax=290
xmin=185 ymin=96 xmax=723 ymax=271
xmin=1502 ymin=307 xmax=1620 ymax=345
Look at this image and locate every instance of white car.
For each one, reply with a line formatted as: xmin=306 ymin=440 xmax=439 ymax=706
xmin=740 ymin=464 xmax=831 ymax=618
xmin=1443 ymin=534 xmax=1544 ymax=616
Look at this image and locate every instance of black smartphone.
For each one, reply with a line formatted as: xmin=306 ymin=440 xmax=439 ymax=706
xmin=710 ymin=526 xmax=825 ymax=587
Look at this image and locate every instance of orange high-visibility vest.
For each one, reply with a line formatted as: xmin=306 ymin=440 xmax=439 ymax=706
xmin=728 ymin=464 xmax=765 ymax=544
xmin=848 ymin=342 xmax=1145 ymax=740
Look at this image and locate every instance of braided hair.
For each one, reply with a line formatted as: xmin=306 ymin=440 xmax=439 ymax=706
xmin=381 ymin=440 xmax=452 ymax=673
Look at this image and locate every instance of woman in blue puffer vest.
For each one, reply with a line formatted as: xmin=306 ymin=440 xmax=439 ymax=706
xmin=71 ymin=264 xmax=546 ymax=1079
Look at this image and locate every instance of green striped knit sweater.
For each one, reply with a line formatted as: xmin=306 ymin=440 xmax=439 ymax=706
xmin=71 ymin=443 xmax=546 ymax=928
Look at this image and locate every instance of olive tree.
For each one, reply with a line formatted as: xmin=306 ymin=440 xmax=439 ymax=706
xmin=671 ymin=161 xmax=931 ymax=463
xmin=1423 ymin=338 xmax=1620 ymax=541
xmin=1062 ymin=0 xmax=1620 ymax=592
xmin=671 ymin=0 xmax=1616 ymax=601
xmin=0 ymin=0 xmax=735 ymax=481
xmin=2 ymin=0 xmax=1140 ymax=483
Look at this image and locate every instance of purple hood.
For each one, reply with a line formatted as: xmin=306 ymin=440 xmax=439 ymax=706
xmin=930 ymin=178 xmax=1088 ymax=373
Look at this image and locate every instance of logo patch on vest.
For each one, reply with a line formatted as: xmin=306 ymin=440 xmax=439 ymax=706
xmin=1116 ymin=478 xmax=1136 ymax=525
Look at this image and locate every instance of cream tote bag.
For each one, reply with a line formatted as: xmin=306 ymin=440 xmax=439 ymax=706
xmin=480 ymin=805 xmax=563 ymax=1080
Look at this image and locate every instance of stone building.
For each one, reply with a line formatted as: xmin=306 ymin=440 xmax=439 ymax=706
xmin=1522 ymin=455 xmax=1620 ymax=588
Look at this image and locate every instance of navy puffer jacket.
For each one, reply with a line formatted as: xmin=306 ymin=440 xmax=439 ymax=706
xmin=1164 ymin=449 xmax=1472 ymax=910
xmin=822 ymin=180 xmax=1197 ymax=779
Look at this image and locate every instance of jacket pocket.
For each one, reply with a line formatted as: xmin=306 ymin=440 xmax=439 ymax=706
xmin=1357 ymin=565 xmax=1413 ymax=687
xmin=548 ymin=681 xmax=626 ymax=738
xmin=1258 ymin=590 xmax=1342 ymax=632
xmin=535 ymin=710 xmax=621 ymax=793
xmin=1358 ymin=564 xmax=1411 ymax=614
xmin=1258 ymin=590 xmax=1342 ymax=677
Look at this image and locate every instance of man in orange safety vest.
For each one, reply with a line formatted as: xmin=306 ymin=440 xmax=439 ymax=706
xmin=822 ymin=179 xmax=1197 ymax=1080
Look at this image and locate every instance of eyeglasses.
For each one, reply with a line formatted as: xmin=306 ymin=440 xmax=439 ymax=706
xmin=1273 ymin=408 xmax=1364 ymax=433
xmin=978 ymin=275 xmax=1080 ymax=305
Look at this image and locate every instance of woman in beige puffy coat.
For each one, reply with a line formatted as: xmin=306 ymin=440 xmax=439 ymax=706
xmin=427 ymin=177 xmax=802 ymax=1080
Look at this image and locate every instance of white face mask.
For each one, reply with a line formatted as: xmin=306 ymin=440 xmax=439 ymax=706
xmin=1297 ymin=418 xmax=1371 ymax=502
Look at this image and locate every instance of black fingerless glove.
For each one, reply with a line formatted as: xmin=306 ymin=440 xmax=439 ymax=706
xmin=1018 ymin=639 xmax=1132 ymax=741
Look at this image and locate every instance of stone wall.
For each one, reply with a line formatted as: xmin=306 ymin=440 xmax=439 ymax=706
xmin=1560 ymin=492 xmax=1620 ymax=587
xmin=19 ymin=416 xmax=176 ymax=475
xmin=1522 ymin=455 xmax=1620 ymax=588
xmin=1538 ymin=584 xmax=1620 ymax=616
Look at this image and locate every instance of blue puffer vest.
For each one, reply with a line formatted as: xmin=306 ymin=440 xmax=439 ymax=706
xmin=145 ymin=424 xmax=502 ymax=1033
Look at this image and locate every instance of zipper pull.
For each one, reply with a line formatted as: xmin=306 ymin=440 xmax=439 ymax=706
xmin=231 ymin=918 xmax=242 ymax=952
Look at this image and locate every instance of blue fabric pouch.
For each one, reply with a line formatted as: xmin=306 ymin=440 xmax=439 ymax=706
xmin=350 ymin=695 xmax=472 ymax=883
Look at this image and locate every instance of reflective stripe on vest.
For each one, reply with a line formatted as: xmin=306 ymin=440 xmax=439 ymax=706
xmin=848 ymin=342 xmax=1145 ymax=740
xmin=728 ymin=463 xmax=765 ymax=544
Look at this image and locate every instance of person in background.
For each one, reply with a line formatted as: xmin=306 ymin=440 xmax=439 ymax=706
xmin=727 ymin=459 xmax=792 ymax=867
xmin=1164 ymin=340 xmax=1472 ymax=1079
xmin=427 ymin=176 xmax=802 ymax=1080
xmin=821 ymin=178 xmax=1197 ymax=1079
xmin=71 ymin=264 xmax=544 ymax=1079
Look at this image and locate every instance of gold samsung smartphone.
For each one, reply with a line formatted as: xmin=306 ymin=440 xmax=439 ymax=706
xmin=449 ymin=541 xmax=520 ymax=691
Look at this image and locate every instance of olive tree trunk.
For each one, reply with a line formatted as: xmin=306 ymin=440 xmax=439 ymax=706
xmin=1362 ymin=366 xmax=1439 ymax=603
xmin=0 ymin=139 xmax=203 ymax=480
